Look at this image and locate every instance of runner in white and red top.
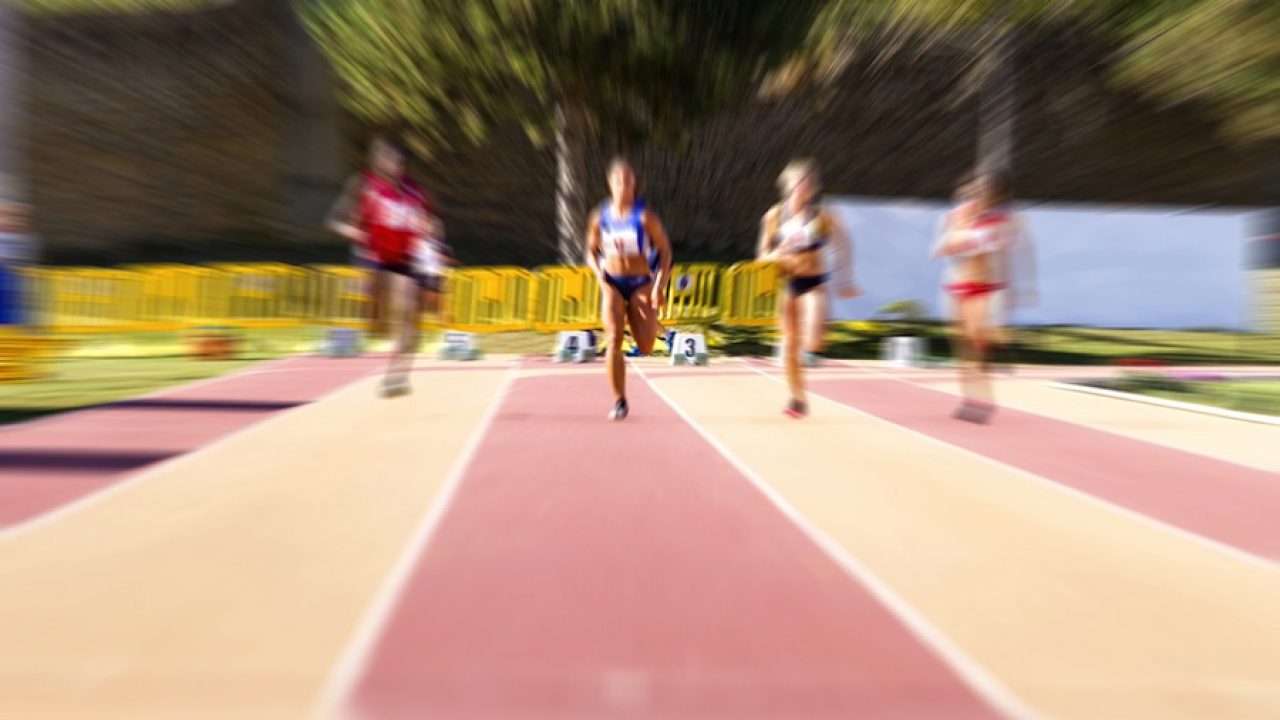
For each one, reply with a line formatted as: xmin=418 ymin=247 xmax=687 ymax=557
xmin=933 ymin=170 xmax=1035 ymax=422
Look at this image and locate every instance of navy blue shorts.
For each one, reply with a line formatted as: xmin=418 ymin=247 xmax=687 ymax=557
xmin=603 ymin=273 xmax=653 ymax=302
xmin=786 ymin=274 xmax=828 ymax=296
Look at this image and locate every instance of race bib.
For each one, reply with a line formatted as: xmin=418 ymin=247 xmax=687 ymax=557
xmin=381 ymin=197 xmax=414 ymax=230
xmin=604 ymin=228 xmax=640 ymax=256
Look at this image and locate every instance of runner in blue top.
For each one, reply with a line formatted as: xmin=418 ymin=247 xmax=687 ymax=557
xmin=585 ymin=158 xmax=673 ymax=420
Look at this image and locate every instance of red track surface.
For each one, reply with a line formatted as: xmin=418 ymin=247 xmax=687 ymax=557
xmin=0 ymin=355 xmax=380 ymax=529
xmin=349 ymin=372 xmax=1000 ymax=720
xmin=808 ymin=375 xmax=1280 ymax=562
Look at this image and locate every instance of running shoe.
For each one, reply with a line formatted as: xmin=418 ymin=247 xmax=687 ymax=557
xmin=783 ymin=398 xmax=808 ymax=419
xmin=379 ymin=374 xmax=411 ymax=398
xmin=608 ymin=397 xmax=629 ymax=421
xmin=953 ymin=400 xmax=994 ymax=424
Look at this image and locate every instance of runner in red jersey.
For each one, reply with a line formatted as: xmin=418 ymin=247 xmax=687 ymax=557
xmin=327 ymin=136 xmax=435 ymax=396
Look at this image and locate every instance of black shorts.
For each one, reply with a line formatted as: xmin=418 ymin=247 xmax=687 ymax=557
xmin=420 ymin=274 xmax=444 ymax=293
xmin=786 ymin=274 xmax=829 ymax=296
xmin=378 ymin=262 xmax=442 ymax=291
xmin=377 ymin=261 xmax=415 ymax=278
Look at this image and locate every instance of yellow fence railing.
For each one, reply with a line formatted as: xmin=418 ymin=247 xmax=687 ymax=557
xmin=29 ymin=266 xmax=147 ymax=332
xmin=309 ymin=264 xmax=371 ymax=329
xmin=663 ymin=262 xmax=723 ymax=327
xmin=720 ymin=260 xmax=781 ymax=327
xmin=207 ymin=263 xmax=312 ymax=328
xmin=447 ymin=267 xmax=535 ymax=333
xmin=531 ymin=265 xmax=601 ymax=332
xmin=8 ymin=261 xmax=793 ymax=334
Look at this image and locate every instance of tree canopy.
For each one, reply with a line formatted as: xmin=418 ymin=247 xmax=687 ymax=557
xmin=298 ymin=0 xmax=829 ymax=153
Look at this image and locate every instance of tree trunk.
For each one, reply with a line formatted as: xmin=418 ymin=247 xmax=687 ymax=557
xmin=976 ymin=31 xmax=1015 ymax=175
xmin=555 ymin=103 xmax=587 ymax=265
xmin=0 ymin=0 xmax=24 ymax=203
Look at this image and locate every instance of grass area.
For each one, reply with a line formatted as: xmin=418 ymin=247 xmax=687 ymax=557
xmin=712 ymin=323 xmax=1280 ymax=365
xmin=0 ymin=356 xmax=271 ymax=425
xmin=0 ymin=327 xmax=311 ymax=425
xmin=56 ymin=327 xmax=324 ymax=359
xmin=1093 ymin=374 xmax=1280 ymax=417
xmin=3 ymin=323 xmax=1277 ymax=427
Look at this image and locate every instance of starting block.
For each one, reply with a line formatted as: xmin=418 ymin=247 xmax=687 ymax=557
xmin=670 ymin=332 xmax=709 ymax=366
xmin=438 ymin=330 xmax=482 ymax=361
xmin=321 ymin=327 xmax=362 ymax=358
xmin=554 ymin=330 xmax=596 ymax=363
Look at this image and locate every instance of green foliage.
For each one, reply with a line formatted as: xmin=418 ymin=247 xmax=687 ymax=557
xmin=875 ymin=299 xmax=926 ymax=321
xmin=297 ymin=0 xmax=829 ymax=152
xmin=1110 ymin=0 xmax=1280 ymax=142
xmin=814 ymin=0 xmax=1280 ymax=143
xmin=1117 ymin=371 xmax=1190 ymax=394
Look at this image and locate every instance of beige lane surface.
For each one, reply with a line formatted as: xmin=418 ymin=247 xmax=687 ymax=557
xmin=0 ymin=363 xmax=513 ymax=719
xmin=649 ymin=371 xmax=1280 ymax=720
xmin=892 ymin=373 xmax=1280 ymax=473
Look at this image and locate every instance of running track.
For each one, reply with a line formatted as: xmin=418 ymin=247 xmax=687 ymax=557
xmin=0 ymin=355 xmax=1278 ymax=720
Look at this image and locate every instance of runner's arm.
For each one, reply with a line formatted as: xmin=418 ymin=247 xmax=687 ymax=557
xmin=584 ymin=211 xmax=604 ymax=278
xmin=325 ymin=175 xmax=366 ymax=243
xmin=643 ymin=211 xmax=673 ymax=308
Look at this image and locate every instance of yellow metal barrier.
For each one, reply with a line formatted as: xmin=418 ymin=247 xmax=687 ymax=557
xmin=530 ymin=265 xmax=601 ymax=332
xmin=445 ymin=266 xmax=534 ymax=332
xmin=720 ymin=261 xmax=781 ymax=327
xmin=662 ymin=263 xmax=722 ymax=327
xmin=310 ymin=264 xmax=372 ymax=328
xmin=28 ymin=267 xmax=146 ymax=332
xmin=206 ymin=263 xmax=311 ymax=328
xmin=122 ymin=263 xmax=225 ymax=329
xmin=18 ymin=261 xmax=793 ymax=335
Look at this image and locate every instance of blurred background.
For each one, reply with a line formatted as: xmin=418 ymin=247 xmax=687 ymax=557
xmin=1 ymin=0 xmax=1278 ymax=415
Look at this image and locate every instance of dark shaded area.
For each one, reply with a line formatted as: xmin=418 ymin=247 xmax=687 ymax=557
xmin=0 ymin=408 xmax=64 ymax=425
xmin=103 ymin=399 xmax=303 ymax=412
xmin=0 ymin=449 xmax=175 ymax=472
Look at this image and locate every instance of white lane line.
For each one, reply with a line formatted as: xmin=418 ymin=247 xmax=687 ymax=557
xmin=633 ymin=360 xmax=1040 ymax=720
xmin=313 ymin=360 xmax=521 ymax=720
xmin=743 ymin=360 xmax=1280 ymax=574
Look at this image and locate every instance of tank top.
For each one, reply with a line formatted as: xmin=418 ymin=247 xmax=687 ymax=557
xmin=599 ymin=201 xmax=646 ymax=260
xmin=359 ymin=171 xmax=423 ymax=265
xmin=771 ymin=203 xmax=828 ymax=255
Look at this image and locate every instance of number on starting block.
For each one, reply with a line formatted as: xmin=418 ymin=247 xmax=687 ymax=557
xmin=439 ymin=330 xmax=481 ymax=361
xmin=554 ymin=330 xmax=596 ymax=363
xmin=670 ymin=332 xmax=709 ymax=366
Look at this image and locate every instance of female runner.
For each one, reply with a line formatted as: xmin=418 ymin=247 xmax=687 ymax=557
xmin=584 ymin=158 xmax=673 ymax=420
xmin=933 ymin=169 xmax=1030 ymax=421
xmin=758 ymin=159 xmax=858 ymax=419
xmin=326 ymin=136 xmax=432 ymax=396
